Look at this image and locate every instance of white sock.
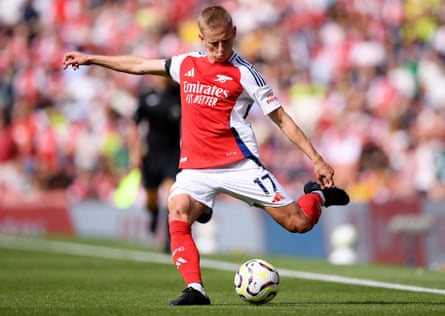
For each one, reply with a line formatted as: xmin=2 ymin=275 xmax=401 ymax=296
xmin=188 ymin=283 xmax=207 ymax=296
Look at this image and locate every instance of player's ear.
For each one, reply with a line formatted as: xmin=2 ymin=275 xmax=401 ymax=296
xmin=232 ymin=26 xmax=237 ymax=37
xmin=198 ymin=33 xmax=204 ymax=41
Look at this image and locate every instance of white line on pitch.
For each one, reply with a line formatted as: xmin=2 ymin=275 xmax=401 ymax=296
xmin=1 ymin=234 xmax=445 ymax=296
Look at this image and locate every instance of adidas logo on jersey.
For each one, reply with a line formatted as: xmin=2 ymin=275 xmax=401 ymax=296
xmin=185 ymin=68 xmax=195 ymax=77
xmin=214 ymin=74 xmax=233 ymax=83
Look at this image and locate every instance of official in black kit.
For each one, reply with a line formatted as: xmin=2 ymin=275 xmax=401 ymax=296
xmin=128 ymin=76 xmax=180 ymax=251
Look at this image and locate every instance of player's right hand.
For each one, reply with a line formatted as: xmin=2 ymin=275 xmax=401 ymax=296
xmin=62 ymin=51 xmax=88 ymax=70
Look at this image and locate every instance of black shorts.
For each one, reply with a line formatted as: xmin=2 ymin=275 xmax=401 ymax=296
xmin=141 ymin=148 xmax=179 ymax=189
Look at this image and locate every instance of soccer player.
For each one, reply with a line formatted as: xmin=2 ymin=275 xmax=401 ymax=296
xmin=63 ymin=5 xmax=349 ymax=306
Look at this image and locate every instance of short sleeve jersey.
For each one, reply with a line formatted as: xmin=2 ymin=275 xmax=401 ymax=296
xmin=166 ymin=51 xmax=281 ymax=169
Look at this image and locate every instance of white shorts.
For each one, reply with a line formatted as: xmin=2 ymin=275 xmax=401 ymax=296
xmin=169 ymin=158 xmax=294 ymax=209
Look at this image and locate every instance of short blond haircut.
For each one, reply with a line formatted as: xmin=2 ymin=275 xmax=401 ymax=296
xmin=198 ymin=5 xmax=233 ymax=34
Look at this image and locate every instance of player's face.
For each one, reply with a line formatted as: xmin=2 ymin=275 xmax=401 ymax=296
xmin=200 ymin=25 xmax=236 ymax=64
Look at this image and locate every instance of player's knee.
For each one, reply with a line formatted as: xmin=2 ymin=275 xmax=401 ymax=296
xmin=167 ymin=195 xmax=192 ymax=222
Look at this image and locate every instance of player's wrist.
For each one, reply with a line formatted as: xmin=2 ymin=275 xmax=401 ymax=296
xmin=311 ymin=155 xmax=323 ymax=164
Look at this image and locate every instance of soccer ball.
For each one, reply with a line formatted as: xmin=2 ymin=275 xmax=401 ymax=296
xmin=234 ymin=258 xmax=280 ymax=304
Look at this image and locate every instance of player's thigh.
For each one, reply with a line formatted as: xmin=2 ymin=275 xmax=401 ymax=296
xmin=169 ymin=169 xmax=218 ymax=208
xmin=221 ymin=160 xmax=293 ymax=207
xmin=168 ymin=169 xmax=218 ymax=223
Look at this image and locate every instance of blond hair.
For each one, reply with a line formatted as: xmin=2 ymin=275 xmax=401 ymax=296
xmin=198 ymin=6 xmax=233 ymax=34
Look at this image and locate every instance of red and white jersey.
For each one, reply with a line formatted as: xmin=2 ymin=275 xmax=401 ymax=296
xmin=167 ymin=51 xmax=281 ymax=169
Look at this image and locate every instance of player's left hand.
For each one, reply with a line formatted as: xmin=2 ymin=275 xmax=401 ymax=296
xmin=313 ymin=158 xmax=335 ymax=188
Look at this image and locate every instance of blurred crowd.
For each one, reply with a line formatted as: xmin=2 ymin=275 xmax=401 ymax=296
xmin=1 ymin=0 xmax=445 ymax=206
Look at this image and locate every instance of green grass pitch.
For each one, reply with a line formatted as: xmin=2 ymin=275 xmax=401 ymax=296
xmin=0 ymin=235 xmax=444 ymax=316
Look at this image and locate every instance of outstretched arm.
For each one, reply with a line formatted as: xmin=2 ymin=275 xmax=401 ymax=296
xmin=268 ymin=106 xmax=335 ymax=188
xmin=62 ymin=51 xmax=167 ymax=76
